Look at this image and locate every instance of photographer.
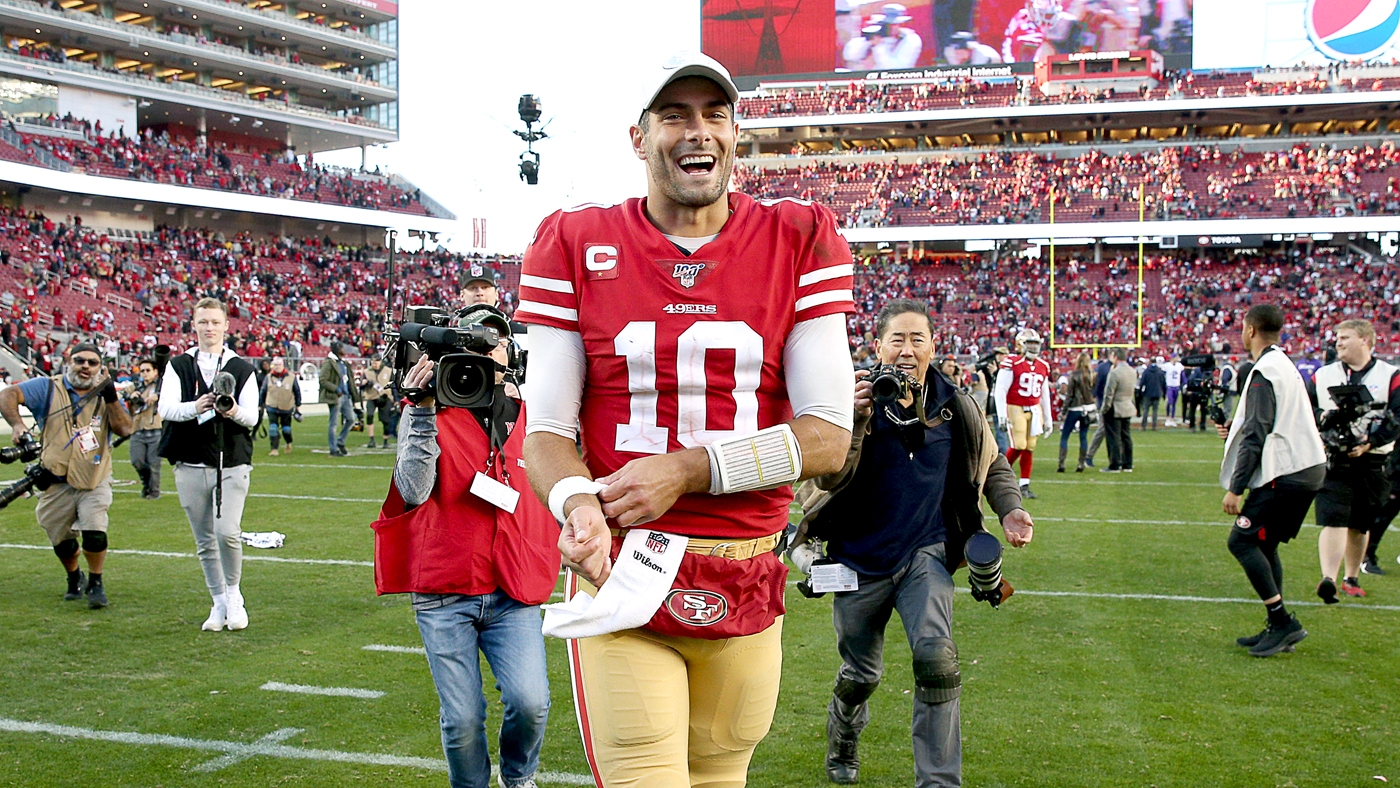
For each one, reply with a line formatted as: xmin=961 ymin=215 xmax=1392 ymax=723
xmin=371 ymin=305 xmax=556 ymax=788
xmin=260 ymin=356 xmax=301 ymax=456
xmin=788 ymin=300 xmax=1032 ymax=787
xmin=972 ymin=347 xmax=1009 ymax=454
xmin=158 ymin=298 xmax=261 ymax=631
xmin=126 ymin=357 xmax=163 ymax=499
xmin=0 ymin=343 xmax=133 ymax=608
xmin=361 ymin=356 xmax=395 ymax=450
xmin=1312 ymin=319 xmax=1400 ymax=602
xmin=1217 ymin=305 xmax=1326 ymax=657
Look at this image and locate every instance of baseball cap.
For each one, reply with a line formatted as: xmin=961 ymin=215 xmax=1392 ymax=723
xmin=459 ymin=263 xmax=498 ymax=289
xmin=455 ymin=304 xmax=512 ymax=337
xmin=642 ymin=51 xmax=740 ymax=115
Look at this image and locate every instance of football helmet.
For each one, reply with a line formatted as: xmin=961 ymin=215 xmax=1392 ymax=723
xmin=1027 ymin=0 xmax=1061 ymax=27
xmin=1016 ymin=328 xmax=1044 ymax=358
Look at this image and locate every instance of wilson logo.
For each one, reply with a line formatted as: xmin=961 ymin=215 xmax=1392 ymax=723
xmin=665 ymin=589 xmax=728 ymax=626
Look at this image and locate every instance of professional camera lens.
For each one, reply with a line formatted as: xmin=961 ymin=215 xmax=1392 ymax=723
xmin=871 ymin=366 xmax=911 ymax=406
xmin=965 ymin=532 xmax=1008 ymax=608
xmin=435 ymin=354 xmax=497 ymax=409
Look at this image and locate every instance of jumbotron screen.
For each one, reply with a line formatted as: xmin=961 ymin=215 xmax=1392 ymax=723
xmin=699 ymin=0 xmax=1195 ymax=79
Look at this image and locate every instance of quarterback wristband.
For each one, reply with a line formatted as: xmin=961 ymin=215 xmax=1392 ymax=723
xmin=704 ymin=423 xmax=803 ymax=495
xmin=548 ymin=475 xmax=606 ymax=524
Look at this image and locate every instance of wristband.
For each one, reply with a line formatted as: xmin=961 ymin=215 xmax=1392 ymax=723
xmin=548 ymin=475 xmax=606 ymax=524
xmin=703 ymin=423 xmax=803 ymax=494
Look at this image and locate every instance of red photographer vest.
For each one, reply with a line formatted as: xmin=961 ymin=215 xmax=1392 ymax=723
xmin=370 ymin=403 xmax=560 ymax=605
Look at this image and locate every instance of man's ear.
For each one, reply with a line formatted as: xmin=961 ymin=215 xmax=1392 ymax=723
xmin=630 ymin=124 xmax=647 ymax=161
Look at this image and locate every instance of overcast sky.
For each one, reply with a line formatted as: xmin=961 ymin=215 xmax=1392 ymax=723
xmin=318 ymin=0 xmax=703 ymax=254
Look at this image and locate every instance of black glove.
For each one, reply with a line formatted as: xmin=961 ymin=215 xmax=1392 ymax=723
xmin=100 ymin=379 xmax=118 ymax=404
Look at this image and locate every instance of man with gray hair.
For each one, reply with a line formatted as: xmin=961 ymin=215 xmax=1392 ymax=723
xmin=1101 ymin=348 xmax=1138 ymax=472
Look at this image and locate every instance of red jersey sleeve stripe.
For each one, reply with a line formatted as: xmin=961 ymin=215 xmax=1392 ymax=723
xmin=516 ymin=300 xmax=579 ymax=323
xmin=797 ymin=263 xmax=854 ymax=288
xmin=519 ymin=273 xmax=575 ymax=294
xmin=795 ymin=289 xmax=854 ymax=314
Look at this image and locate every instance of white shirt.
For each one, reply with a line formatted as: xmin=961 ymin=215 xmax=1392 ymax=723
xmin=1162 ymin=361 xmax=1184 ymax=388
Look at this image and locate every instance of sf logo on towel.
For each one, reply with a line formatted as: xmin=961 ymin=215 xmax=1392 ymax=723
xmin=666 ymin=590 xmax=728 ymax=626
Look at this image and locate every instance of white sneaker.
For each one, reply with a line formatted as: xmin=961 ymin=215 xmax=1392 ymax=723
xmin=202 ymin=603 xmax=227 ymax=631
xmin=498 ymin=774 xmax=538 ymax=788
xmin=225 ymin=587 xmax=249 ymax=631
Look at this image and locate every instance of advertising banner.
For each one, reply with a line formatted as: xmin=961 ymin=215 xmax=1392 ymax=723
xmin=1194 ymin=0 xmax=1400 ymax=68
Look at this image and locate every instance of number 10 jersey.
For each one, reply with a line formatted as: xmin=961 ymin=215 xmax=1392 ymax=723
xmin=516 ymin=193 xmax=855 ymax=539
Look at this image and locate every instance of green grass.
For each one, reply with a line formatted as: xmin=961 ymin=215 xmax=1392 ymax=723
xmin=0 ymin=418 xmax=1396 ymax=787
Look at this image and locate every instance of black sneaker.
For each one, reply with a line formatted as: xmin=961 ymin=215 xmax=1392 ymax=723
xmin=1021 ymin=485 xmax=1038 ymax=500
xmin=1236 ymin=626 xmax=1267 ymax=648
xmin=1249 ymin=615 xmax=1306 ymax=657
xmin=64 ymin=570 xmax=85 ymax=601
xmin=1316 ymin=578 xmax=1339 ymax=605
xmin=1362 ymin=557 xmax=1386 ymax=576
xmin=85 ymin=578 xmax=108 ymax=609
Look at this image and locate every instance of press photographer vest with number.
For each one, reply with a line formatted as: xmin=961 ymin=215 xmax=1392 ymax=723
xmin=38 ymin=377 xmax=112 ymax=490
xmin=158 ymin=351 xmax=256 ymax=466
xmin=1315 ymin=358 xmax=1400 ymax=455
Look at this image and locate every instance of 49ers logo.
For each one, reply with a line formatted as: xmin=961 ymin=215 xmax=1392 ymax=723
xmin=665 ymin=589 xmax=728 ymax=626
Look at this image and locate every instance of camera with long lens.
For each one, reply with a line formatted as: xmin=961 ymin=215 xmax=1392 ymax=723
xmin=1181 ymin=353 xmax=1229 ymax=425
xmin=0 ymin=434 xmax=41 ymax=464
xmin=965 ymin=531 xmax=1014 ymax=608
xmin=386 ymin=306 xmax=501 ymax=409
xmin=1319 ymin=384 xmax=1392 ymax=457
xmin=0 ymin=462 xmax=62 ymax=510
xmin=870 ymin=364 xmax=916 ymax=406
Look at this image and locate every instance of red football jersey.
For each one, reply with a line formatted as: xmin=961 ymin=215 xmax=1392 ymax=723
xmin=999 ymin=354 xmax=1051 ymax=407
xmin=516 ymin=193 xmax=855 ymax=539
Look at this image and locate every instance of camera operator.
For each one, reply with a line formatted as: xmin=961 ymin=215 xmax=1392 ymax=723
xmin=371 ymin=305 xmax=557 ymax=788
xmin=125 ymin=357 xmax=163 ymax=499
xmin=361 ymin=356 xmax=395 ymax=450
xmin=0 ymin=343 xmax=133 ymax=608
xmin=260 ymin=356 xmax=301 ymax=456
xmin=1312 ymin=319 xmax=1400 ymax=601
xmin=972 ymin=347 xmax=1009 ymax=454
xmin=787 ymin=299 xmax=1032 ymax=787
xmin=1217 ymin=305 xmax=1326 ymax=657
xmin=158 ymin=298 xmax=261 ymax=631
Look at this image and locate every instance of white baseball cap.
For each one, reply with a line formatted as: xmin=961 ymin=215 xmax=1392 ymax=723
xmin=641 ymin=51 xmax=740 ymax=114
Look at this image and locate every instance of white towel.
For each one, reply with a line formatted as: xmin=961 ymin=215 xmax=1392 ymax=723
xmin=241 ymin=531 xmax=286 ymax=549
xmin=542 ymin=528 xmax=688 ymax=639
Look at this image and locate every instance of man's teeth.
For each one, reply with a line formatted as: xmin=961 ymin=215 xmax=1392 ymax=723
xmin=678 ymin=155 xmax=715 ymax=167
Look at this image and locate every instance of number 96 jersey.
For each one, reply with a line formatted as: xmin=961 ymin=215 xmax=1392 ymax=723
xmin=1000 ymin=354 xmax=1051 ymax=408
xmin=516 ymin=193 xmax=855 ymax=539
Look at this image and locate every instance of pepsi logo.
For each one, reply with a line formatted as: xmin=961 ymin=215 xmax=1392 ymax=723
xmin=1307 ymin=0 xmax=1400 ymax=60
xmin=665 ymin=589 xmax=728 ymax=626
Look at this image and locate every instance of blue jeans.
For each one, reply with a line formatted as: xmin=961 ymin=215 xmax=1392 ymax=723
xmin=1060 ymin=410 xmax=1090 ymax=455
xmin=328 ymin=394 xmax=354 ymax=450
xmin=415 ymin=590 xmax=550 ymax=788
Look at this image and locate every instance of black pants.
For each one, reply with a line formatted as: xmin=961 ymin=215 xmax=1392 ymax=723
xmin=1372 ymin=467 xmax=1400 ymax=558
xmin=1105 ymin=416 xmax=1133 ymax=470
xmin=267 ymin=408 xmax=294 ymax=450
xmin=1316 ymin=456 xmax=1389 ymax=532
xmin=1227 ymin=484 xmax=1319 ymax=601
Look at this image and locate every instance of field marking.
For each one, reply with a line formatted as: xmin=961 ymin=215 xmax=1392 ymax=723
xmin=260 ymin=682 xmax=384 ymax=699
xmin=193 ymin=727 xmax=302 ymax=772
xmin=0 ymin=543 xmax=373 ymax=568
xmin=0 ymin=717 xmax=594 ymax=784
xmin=251 ymin=463 xmax=394 ymax=471
xmin=109 ymin=489 xmax=386 ymax=503
xmin=1000 ymin=588 xmax=1400 ymax=612
xmin=1033 ymin=479 xmax=1219 ymax=487
xmin=362 ymin=644 xmax=427 ymax=656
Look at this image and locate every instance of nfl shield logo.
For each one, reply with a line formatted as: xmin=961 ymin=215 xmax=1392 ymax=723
xmin=672 ymin=263 xmax=705 ymax=288
xmin=646 ymin=532 xmax=670 ymax=554
xmin=470 ymin=265 xmax=484 ymax=277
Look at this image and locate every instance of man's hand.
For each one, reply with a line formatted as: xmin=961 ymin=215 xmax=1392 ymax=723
xmin=596 ymin=449 xmax=709 ymax=527
xmin=854 ymin=370 xmax=874 ymax=423
xmin=1216 ymin=420 xmax=1231 ymax=440
xmin=1222 ymin=491 xmax=1243 ymax=516
xmin=559 ymin=504 xmax=612 ymax=587
xmin=194 ymin=392 xmax=216 ymax=414
xmin=402 ymin=356 xmax=435 ymax=408
xmin=1348 ymin=442 xmax=1371 ymax=459
xmin=11 ymin=427 xmax=31 ymax=446
xmin=1001 ymin=508 xmax=1034 ymax=547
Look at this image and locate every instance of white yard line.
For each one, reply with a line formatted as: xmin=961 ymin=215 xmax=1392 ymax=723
xmin=0 ymin=717 xmax=595 ymax=784
xmin=362 ymin=644 xmax=427 ymax=656
xmin=259 ymin=682 xmax=385 ymax=699
xmin=0 ymin=543 xmax=373 ymax=567
xmin=193 ymin=727 xmax=303 ymax=772
xmin=109 ymin=489 xmax=386 ymax=503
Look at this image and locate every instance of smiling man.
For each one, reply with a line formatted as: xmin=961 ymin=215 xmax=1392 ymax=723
xmin=516 ymin=52 xmax=857 ymax=787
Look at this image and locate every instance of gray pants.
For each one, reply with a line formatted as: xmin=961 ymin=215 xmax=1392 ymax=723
xmin=1086 ymin=416 xmax=1107 ymax=461
xmin=129 ymin=429 xmax=162 ymax=495
xmin=174 ymin=463 xmax=251 ymax=596
xmin=833 ymin=543 xmax=961 ymax=788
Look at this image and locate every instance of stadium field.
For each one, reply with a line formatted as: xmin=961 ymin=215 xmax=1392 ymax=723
xmin=0 ymin=416 xmax=1395 ymax=787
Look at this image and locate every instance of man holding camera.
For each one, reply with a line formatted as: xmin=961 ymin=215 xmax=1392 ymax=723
xmin=1217 ymin=305 xmax=1326 ymax=657
xmin=371 ymin=305 xmax=556 ymax=788
xmin=790 ymin=299 xmax=1032 ymax=787
xmin=1312 ymin=319 xmax=1400 ymax=601
xmin=159 ymin=298 xmax=261 ymax=631
xmin=361 ymin=356 xmax=395 ymax=450
xmin=126 ymin=356 xmax=164 ymax=499
xmin=0 ymin=343 xmax=133 ymax=608
xmin=260 ymin=356 xmax=301 ymax=456
xmin=319 ymin=342 xmax=354 ymax=456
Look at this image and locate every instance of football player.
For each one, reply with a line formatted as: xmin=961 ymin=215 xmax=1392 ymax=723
xmin=1002 ymin=0 xmax=1060 ymax=63
xmin=516 ymin=52 xmax=856 ymax=787
xmin=994 ymin=328 xmax=1053 ymax=499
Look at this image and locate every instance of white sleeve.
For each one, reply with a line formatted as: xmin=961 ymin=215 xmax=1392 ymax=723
xmin=229 ymin=371 xmax=260 ymax=429
xmin=1040 ymin=376 xmax=1053 ymax=421
xmin=783 ymin=314 xmax=854 ymax=433
xmin=523 ymin=325 xmax=585 ymax=440
xmin=993 ymin=368 xmax=1012 ymax=420
xmin=157 ymin=363 xmax=197 ymax=422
